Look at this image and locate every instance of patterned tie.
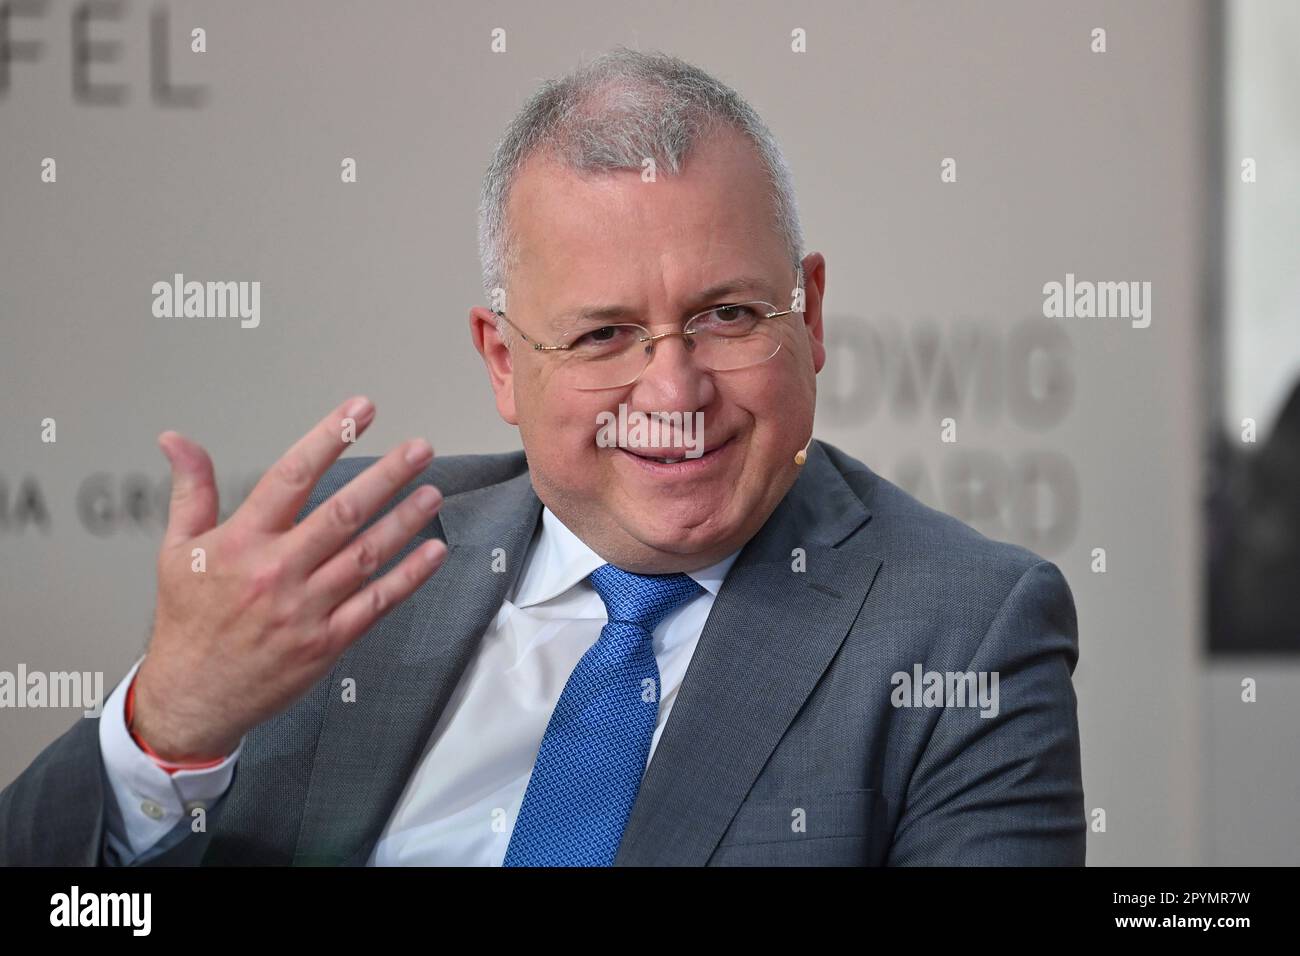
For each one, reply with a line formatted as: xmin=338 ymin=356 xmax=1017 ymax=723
xmin=502 ymin=564 xmax=703 ymax=866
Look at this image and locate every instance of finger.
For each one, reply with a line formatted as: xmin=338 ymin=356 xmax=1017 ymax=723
xmin=280 ymin=436 xmax=435 ymax=575
xmin=235 ymin=396 xmax=376 ymax=532
xmin=159 ymin=431 xmax=218 ymax=547
xmin=304 ymin=481 xmax=443 ymax=610
xmin=325 ymin=538 xmax=448 ymax=653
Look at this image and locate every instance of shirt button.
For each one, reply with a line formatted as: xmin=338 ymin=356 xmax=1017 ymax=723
xmin=140 ymin=800 xmax=165 ymax=820
xmin=183 ymin=800 xmax=207 ymax=814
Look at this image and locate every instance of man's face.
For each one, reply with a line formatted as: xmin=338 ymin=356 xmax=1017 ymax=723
xmin=471 ymin=125 xmax=826 ymax=573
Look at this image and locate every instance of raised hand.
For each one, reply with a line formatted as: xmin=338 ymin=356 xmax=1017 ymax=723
xmin=130 ymin=396 xmax=447 ymax=762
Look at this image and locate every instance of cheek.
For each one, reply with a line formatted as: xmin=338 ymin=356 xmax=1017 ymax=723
xmin=743 ymin=362 xmax=809 ymax=420
xmin=515 ymin=369 xmax=579 ymax=435
xmin=518 ymin=392 xmax=612 ymax=471
xmin=732 ymin=370 xmax=813 ymax=457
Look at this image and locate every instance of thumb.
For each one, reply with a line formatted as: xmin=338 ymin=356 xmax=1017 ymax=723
xmin=158 ymin=431 xmax=218 ymax=545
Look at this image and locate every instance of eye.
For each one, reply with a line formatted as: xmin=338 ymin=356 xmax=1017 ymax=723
xmin=570 ymin=325 xmax=639 ymax=351
xmin=713 ymin=304 xmax=753 ymax=321
xmin=694 ymin=303 xmax=762 ymax=334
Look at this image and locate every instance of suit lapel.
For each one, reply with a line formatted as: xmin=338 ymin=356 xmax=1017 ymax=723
xmin=291 ymin=466 xmax=542 ymax=865
xmin=615 ymin=442 xmax=881 ymax=865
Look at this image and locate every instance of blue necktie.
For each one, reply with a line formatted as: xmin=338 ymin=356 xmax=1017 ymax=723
xmin=503 ymin=564 xmax=702 ymax=866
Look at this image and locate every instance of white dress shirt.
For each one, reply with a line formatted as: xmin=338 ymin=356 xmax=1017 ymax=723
xmin=99 ymin=505 xmax=739 ymax=866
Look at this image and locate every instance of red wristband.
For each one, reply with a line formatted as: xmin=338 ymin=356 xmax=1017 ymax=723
xmin=125 ymin=673 xmax=228 ymax=775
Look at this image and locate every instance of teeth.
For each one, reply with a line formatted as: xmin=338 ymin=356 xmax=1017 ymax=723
xmin=654 ymin=457 xmax=684 ymax=464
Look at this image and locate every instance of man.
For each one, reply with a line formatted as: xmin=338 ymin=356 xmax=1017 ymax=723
xmin=0 ymin=48 xmax=1084 ymax=866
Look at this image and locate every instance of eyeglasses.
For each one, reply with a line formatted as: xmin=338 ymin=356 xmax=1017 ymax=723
xmin=493 ymin=265 xmax=805 ymax=390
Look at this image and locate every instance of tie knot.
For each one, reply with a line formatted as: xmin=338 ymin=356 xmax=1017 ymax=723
xmin=588 ymin=564 xmax=702 ymax=633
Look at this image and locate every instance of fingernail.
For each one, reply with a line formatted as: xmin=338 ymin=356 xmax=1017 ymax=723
xmin=345 ymin=397 xmax=373 ymax=420
xmin=414 ymin=485 xmax=441 ymax=510
xmin=405 ymin=439 xmax=433 ymax=465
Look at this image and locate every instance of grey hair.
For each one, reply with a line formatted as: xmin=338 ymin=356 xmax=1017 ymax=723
xmin=476 ymin=47 xmax=805 ymax=320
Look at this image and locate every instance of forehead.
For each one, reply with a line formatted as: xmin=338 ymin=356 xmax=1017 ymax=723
xmin=503 ymin=125 xmax=788 ymax=303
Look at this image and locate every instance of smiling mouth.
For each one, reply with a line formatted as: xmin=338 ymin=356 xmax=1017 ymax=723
xmin=618 ymin=437 xmax=732 ymax=467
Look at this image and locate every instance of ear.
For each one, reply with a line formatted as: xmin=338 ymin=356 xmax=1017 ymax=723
xmin=799 ymin=252 xmax=827 ymax=374
xmin=469 ymin=306 xmax=519 ymax=425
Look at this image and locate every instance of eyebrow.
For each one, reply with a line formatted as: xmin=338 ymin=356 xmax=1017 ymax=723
xmin=552 ymin=275 xmax=779 ymax=329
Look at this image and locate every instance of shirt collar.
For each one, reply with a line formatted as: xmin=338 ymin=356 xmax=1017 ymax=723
xmin=511 ymin=506 xmax=742 ymax=608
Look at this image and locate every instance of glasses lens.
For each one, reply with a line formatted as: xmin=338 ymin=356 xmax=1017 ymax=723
xmin=689 ymin=302 xmax=783 ymax=371
xmin=561 ymin=324 xmax=651 ymax=390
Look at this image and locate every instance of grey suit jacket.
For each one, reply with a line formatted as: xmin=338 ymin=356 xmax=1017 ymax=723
xmin=0 ymin=439 xmax=1085 ymax=865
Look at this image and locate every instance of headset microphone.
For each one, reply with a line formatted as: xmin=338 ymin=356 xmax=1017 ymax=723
xmin=794 ymin=435 xmax=813 ymax=466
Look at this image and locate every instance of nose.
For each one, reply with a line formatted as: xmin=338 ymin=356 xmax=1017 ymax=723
xmin=630 ymin=329 xmax=714 ymax=410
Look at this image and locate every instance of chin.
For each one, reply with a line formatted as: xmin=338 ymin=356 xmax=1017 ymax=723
xmin=627 ymin=506 xmax=742 ymax=555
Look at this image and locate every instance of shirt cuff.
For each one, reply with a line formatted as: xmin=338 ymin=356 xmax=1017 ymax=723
xmin=99 ymin=656 xmax=243 ymax=860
